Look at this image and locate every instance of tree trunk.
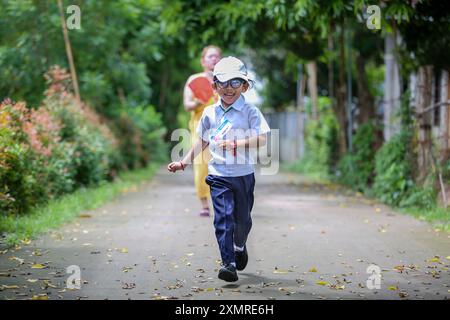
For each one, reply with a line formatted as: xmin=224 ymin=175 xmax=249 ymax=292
xmin=296 ymin=63 xmax=306 ymax=160
xmin=306 ymin=61 xmax=319 ymax=120
xmin=355 ymin=53 xmax=384 ymax=150
xmin=334 ymin=22 xmax=348 ymax=157
xmin=328 ymin=22 xmax=334 ymax=104
xmin=439 ymin=70 xmax=450 ymax=160
xmin=438 ymin=70 xmax=450 ymax=207
xmin=416 ymin=65 xmax=434 ymax=183
xmin=57 ymin=0 xmax=80 ymax=104
xmin=383 ymin=29 xmax=402 ymax=141
xmin=159 ymin=62 xmax=169 ymax=111
xmin=355 ymin=53 xmax=375 ymax=125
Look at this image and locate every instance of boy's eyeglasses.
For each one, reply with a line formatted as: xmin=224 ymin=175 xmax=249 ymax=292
xmin=215 ymin=78 xmax=245 ymax=89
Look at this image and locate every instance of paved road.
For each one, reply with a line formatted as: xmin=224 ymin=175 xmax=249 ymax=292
xmin=0 ymin=167 xmax=449 ymax=300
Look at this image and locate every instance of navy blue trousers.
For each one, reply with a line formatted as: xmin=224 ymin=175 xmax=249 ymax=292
xmin=205 ymin=174 xmax=255 ymax=266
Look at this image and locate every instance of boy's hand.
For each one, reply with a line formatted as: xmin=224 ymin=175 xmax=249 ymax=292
xmin=167 ymin=161 xmax=185 ymax=173
xmin=216 ymin=140 xmax=236 ymax=151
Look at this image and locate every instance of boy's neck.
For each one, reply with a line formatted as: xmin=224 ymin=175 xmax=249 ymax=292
xmin=220 ymin=99 xmax=232 ymax=109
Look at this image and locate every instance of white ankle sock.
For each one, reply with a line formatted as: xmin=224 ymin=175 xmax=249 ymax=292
xmin=234 ymin=244 xmax=244 ymax=252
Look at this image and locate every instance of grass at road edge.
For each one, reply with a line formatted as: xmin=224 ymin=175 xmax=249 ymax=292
xmin=0 ymin=162 xmax=162 ymax=247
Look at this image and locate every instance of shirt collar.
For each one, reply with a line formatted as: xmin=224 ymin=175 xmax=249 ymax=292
xmin=217 ymin=94 xmax=245 ymax=113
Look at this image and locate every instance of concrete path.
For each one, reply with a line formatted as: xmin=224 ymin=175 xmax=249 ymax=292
xmin=0 ymin=166 xmax=449 ymax=300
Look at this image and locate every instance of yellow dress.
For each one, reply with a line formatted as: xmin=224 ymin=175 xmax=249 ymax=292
xmin=188 ymin=90 xmax=216 ymax=200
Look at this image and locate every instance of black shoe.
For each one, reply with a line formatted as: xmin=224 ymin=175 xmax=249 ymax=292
xmin=218 ymin=264 xmax=238 ymax=282
xmin=235 ymin=246 xmax=248 ymax=271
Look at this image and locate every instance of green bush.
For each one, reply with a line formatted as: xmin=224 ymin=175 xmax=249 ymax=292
xmin=112 ymin=104 xmax=168 ymax=170
xmin=0 ymin=66 xmax=123 ymax=216
xmin=288 ymin=97 xmax=339 ymax=178
xmin=1 ymin=66 xmax=167 ymax=217
xmin=44 ymin=100 xmax=119 ymax=187
xmin=336 ymin=122 xmax=378 ymax=191
xmin=0 ymin=102 xmax=54 ymax=214
xmin=128 ymin=105 xmax=168 ymax=163
xmin=39 ymin=142 xmax=77 ymax=197
xmin=370 ymin=89 xmax=437 ymax=210
xmin=43 ymin=66 xmax=122 ymax=186
xmin=114 ymin=111 xmax=146 ymax=170
xmin=371 ymin=131 xmax=415 ymax=206
xmin=0 ymin=138 xmax=41 ymax=215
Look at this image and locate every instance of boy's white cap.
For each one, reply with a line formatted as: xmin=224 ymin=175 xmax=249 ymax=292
xmin=213 ymin=56 xmax=248 ymax=82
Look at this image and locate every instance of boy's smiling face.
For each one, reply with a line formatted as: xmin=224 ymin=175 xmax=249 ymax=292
xmin=213 ymin=78 xmax=249 ymax=108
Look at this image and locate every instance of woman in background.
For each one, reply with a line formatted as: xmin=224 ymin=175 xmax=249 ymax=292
xmin=183 ymin=45 xmax=222 ymax=216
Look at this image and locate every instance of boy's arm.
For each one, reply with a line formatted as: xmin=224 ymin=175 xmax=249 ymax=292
xmin=217 ymin=134 xmax=267 ymax=151
xmin=236 ymin=134 xmax=267 ymax=148
xmin=182 ymin=137 xmax=209 ymax=166
xmin=168 ymin=137 xmax=209 ymax=172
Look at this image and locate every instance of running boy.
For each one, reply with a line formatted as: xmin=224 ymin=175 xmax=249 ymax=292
xmin=168 ymin=56 xmax=270 ymax=282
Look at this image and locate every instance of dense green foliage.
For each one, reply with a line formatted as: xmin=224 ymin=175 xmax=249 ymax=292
xmin=337 ymin=122 xmax=378 ymax=192
xmin=284 ymin=97 xmax=339 ymax=179
xmin=0 ymin=66 xmax=166 ymax=216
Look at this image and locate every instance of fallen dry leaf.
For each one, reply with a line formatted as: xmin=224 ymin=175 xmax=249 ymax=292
xmin=330 ymin=284 xmax=345 ymax=290
xmin=152 ymin=295 xmax=176 ymax=300
xmin=122 ymin=283 xmax=136 ymax=290
xmin=427 ymin=257 xmax=441 ymax=263
xmin=262 ymin=282 xmax=282 ymax=288
xmin=378 ymin=226 xmax=387 ymax=233
xmin=309 ymin=267 xmax=318 ymax=273
xmin=394 ymin=265 xmax=405 ymax=272
xmin=0 ymin=285 xmax=20 ymax=290
xmin=122 ymin=266 xmax=133 ymax=273
xmin=31 ymin=264 xmax=46 ymax=269
xmin=43 ymin=280 xmax=58 ymax=289
xmin=388 ymin=286 xmax=398 ymax=291
xmin=316 ymin=281 xmax=329 ymax=286
xmin=9 ymin=256 xmax=25 ymax=265
xmin=273 ymin=267 xmax=291 ymax=274
xmin=31 ymin=294 xmax=48 ymax=300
